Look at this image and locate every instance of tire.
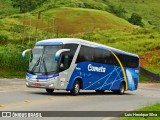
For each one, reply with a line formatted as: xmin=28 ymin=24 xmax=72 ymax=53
xmin=46 ymin=89 xmax=54 ymax=94
xmin=70 ymin=81 xmax=80 ymax=96
xmin=118 ymin=82 xmax=125 ymax=95
xmin=95 ymin=90 xmax=105 ymax=94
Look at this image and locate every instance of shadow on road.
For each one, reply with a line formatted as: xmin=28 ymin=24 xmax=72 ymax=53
xmin=28 ymin=91 xmax=134 ymax=96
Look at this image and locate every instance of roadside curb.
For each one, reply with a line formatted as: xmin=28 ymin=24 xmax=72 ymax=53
xmin=139 ymin=83 xmax=160 ymax=90
xmin=138 ymin=87 xmax=160 ymax=91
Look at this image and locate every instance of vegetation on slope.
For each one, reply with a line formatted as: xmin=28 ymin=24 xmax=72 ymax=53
xmin=0 ymin=0 xmax=18 ymax=18
xmin=108 ymin=0 xmax=160 ymax=29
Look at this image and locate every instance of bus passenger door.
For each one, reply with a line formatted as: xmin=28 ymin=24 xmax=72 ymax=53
xmin=58 ymin=53 xmax=70 ymax=89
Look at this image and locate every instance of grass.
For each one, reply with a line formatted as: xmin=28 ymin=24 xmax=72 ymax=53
xmin=143 ymin=65 xmax=160 ymax=75
xmin=140 ymin=49 xmax=160 ymax=74
xmin=20 ymin=7 xmax=135 ymax=34
xmin=0 ymin=69 xmax=26 ymax=78
xmin=139 ymin=74 xmax=152 ymax=83
xmin=108 ymin=0 xmax=160 ymax=29
xmin=0 ymin=0 xmax=18 ymax=18
xmin=0 ymin=6 xmax=136 ymax=45
xmin=74 ymin=29 xmax=160 ymax=55
xmin=121 ymin=103 xmax=160 ymax=120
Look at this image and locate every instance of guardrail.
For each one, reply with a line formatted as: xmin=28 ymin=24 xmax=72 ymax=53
xmin=140 ymin=67 xmax=160 ymax=81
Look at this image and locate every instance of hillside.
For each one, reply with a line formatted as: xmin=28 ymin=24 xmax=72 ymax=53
xmin=0 ymin=6 xmax=136 ymax=44
xmin=35 ymin=0 xmax=160 ymax=29
xmin=1 ymin=0 xmax=160 ymax=30
xmin=27 ymin=7 xmax=135 ymax=34
xmin=108 ymin=0 xmax=160 ymax=29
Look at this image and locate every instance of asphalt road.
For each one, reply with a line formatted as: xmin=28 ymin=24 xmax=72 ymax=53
xmin=0 ymin=79 xmax=160 ymax=120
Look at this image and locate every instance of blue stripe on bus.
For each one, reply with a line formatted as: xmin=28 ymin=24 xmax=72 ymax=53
xmin=36 ymin=42 xmax=63 ymax=45
xmin=26 ymin=72 xmax=59 ymax=79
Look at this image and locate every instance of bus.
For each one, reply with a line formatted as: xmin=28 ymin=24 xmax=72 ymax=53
xmin=22 ymin=38 xmax=139 ymax=95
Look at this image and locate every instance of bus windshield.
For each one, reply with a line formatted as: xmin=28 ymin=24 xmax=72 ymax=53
xmin=28 ymin=45 xmax=62 ymax=75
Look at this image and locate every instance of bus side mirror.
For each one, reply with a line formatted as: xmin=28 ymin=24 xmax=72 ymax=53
xmin=22 ymin=49 xmax=32 ymax=60
xmin=55 ymin=49 xmax=70 ymax=61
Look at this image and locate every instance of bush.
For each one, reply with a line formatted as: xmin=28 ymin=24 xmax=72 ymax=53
xmin=10 ymin=25 xmax=24 ymax=33
xmin=148 ymin=55 xmax=160 ymax=65
xmin=128 ymin=13 xmax=144 ymax=27
xmin=0 ymin=45 xmax=29 ymax=72
xmin=108 ymin=4 xmax=126 ymax=19
xmin=0 ymin=31 xmax=9 ymax=44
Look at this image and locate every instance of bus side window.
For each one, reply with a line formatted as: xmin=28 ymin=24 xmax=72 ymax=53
xmin=59 ymin=53 xmax=70 ymax=72
xmin=122 ymin=55 xmax=139 ymax=68
xmin=76 ymin=45 xmax=94 ymax=63
xmin=59 ymin=44 xmax=78 ymax=72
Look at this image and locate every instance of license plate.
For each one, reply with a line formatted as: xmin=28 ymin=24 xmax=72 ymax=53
xmin=35 ymin=83 xmax=41 ymax=87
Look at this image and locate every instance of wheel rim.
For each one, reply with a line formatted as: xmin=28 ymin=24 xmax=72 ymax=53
xmin=121 ymin=84 xmax=125 ymax=93
xmin=75 ymin=84 xmax=79 ymax=94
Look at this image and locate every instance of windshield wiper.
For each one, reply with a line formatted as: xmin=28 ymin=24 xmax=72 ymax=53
xmin=42 ymin=57 xmax=48 ymax=75
xmin=31 ymin=56 xmax=41 ymax=73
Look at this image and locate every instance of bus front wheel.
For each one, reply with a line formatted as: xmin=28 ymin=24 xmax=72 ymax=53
xmin=118 ymin=82 xmax=125 ymax=95
xmin=70 ymin=81 xmax=80 ymax=96
xmin=46 ymin=89 xmax=54 ymax=94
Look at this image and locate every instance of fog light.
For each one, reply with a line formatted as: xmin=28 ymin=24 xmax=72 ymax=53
xmin=49 ymin=84 xmax=54 ymax=88
xmin=26 ymin=82 xmax=29 ymax=86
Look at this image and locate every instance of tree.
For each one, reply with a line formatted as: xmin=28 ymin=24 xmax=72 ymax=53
xmin=128 ymin=13 xmax=144 ymax=27
xmin=108 ymin=4 xmax=126 ymax=19
xmin=11 ymin=0 xmax=45 ymax=13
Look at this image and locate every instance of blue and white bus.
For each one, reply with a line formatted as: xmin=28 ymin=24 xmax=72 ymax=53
xmin=22 ymin=38 xmax=139 ymax=95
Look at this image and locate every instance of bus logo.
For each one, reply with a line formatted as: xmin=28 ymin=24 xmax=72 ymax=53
xmin=88 ymin=64 xmax=106 ymax=73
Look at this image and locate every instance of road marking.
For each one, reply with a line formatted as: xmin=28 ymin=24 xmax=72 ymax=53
xmin=0 ymin=91 xmax=7 ymax=92
xmin=139 ymin=94 xmax=160 ymax=98
xmin=0 ymin=90 xmax=159 ymax=109
xmin=0 ymin=105 xmax=5 ymax=107
xmin=0 ymin=95 xmax=95 ymax=108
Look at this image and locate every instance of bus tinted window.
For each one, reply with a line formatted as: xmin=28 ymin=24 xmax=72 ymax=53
xmin=123 ymin=55 xmax=139 ymax=68
xmin=107 ymin=51 xmax=119 ymax=66
xmin=76 ymin=45 xmax=94 ymax=63
xmin=94 ymin=49 xmax=119 ymax=66
xmin=76 ymin=45 xmax=139 ymax=68
xmin=115 ymin=53 xmax=139 ymax=68
xmin=94 ymin=49 xmax=106 ymax=64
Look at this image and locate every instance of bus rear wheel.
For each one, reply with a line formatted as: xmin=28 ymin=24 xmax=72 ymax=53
xmin=118 ymin=82 xmax=125 ymax=95
xmin=70 ymin=81 xmax=80 ymax=96
xmin=46 ymin=89 xmax=54 ymax=94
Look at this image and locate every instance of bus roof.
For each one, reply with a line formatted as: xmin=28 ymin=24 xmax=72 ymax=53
xmin=36 ymin=38 xmax=139 ymax=58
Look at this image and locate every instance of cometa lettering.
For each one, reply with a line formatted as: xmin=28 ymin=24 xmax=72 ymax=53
xmin=88 ymin=64 xmax=106 ymax=73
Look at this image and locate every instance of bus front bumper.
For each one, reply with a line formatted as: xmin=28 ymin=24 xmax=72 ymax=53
xmin=25 ymin=77 xmax=59 ymax=89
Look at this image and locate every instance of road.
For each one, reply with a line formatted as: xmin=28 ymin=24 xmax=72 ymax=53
xmin=0 ymin=79 xmax=160 ymax=120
